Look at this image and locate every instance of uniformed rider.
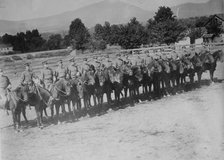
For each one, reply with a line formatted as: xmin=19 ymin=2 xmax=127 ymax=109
xmin=40 ymin=61 xmax=53 ymax=90
xmin=0 ymin=68 xmax=12 ymax=112
xmin=55 ymin=60 xmax=67 ymax=81
xmin=20 ymin=63 xmax=37 ymax=86
xmin=68 ymin=58 xmax=81 ymax=79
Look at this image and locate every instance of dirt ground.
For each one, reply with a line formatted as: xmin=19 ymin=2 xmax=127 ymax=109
xmin=0 ymin=63 xmax=224 ymax=160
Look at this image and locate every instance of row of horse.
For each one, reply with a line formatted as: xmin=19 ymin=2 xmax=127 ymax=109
xmin=6 ymin=49 xmax=224 ymax=132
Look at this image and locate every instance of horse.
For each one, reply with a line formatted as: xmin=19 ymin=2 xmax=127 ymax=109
xmin=122 ymin=64 xmax=137 ymax=104
xmin=158 ymin=59 xmax=171 ymax=96
xmin=50 ymin=79 xmax=72 ymax=124
xmin=23 ymin=83 xmax=53 ymax=128
xmin=94 ymin=67 xmax=108 ymax=113
xmin=7 ymin=87 xmax=28 ymax=131
xmin=82 ymin=66 xmax=97 ymax=110
xmin=200 ymin=49 xmax=224 ymax=82
xmin=150 ymin=60 xmax=162 ymax=99
xmin=131 ymin=65 xmax=143 ymax=102
xmin=108 ymin=66 xmax=124 ymax=106
xmin=66 ymin=77 xmax=83 ymax=119
xmin=175 ymin=59 xmax=186 ymax=91
xmin=191 ymin=53 xmax=204 ymax=85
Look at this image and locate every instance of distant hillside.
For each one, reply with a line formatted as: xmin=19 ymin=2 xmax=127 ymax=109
xmin=0 ymin=1 xmax=153 ymax=35
xmin=172 ymin=0 xmax=223 ymax=18
xmin=0 ymin=0 xmax=223 ymax=35
xmin=0 ymin=20 xmax=26 ymax=35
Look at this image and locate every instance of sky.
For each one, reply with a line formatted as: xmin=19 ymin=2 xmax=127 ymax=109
xmin=0 ymin=0 xmax=209 ymax=21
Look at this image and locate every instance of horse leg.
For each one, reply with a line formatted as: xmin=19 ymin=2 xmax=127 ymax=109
xmin=106 ymin=91 xmax=112 ymax=105
xmin=44 ymin=107 xmax=48 ymax=118
xmin=61 ymin=102 xmax=66 ymax=116
xmin=93 ymin=94 xmax=97 ymax=107
xmin=35 ymin=105 xmax=43 ymax=128
xmin=209 ymin=70 xmax=214 ymax=83
xmin=12 ymin=110 xmax=17 ymax=131
xmin=66 ymin=99 xmax=72 ymax=114
xmin=197 ymin=71 xmax=202 ymax=87
xmin=51 ymin=104 xmax=54 ymax=118
xmin=22 ymin=106 xmax=28 ymax=123
xmin=17 ymin=109 xmax=22 ymax=131
xmin=55 ymin=103 xmax=61 ymax=125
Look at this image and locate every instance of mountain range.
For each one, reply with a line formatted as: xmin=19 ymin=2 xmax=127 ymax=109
xmin=0 ymin=0 xmax=223 ymax=35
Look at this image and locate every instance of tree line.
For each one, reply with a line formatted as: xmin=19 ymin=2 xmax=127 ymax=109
xmin=1 ymin=6 xmax=223 ymax=53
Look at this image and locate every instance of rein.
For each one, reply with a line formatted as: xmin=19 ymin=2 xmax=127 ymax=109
xmin=55 ymin=86 xmax=68 ymax=96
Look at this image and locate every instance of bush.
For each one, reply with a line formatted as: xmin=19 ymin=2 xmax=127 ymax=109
xmin=12 ymin=55 xmax=23 ymax=61
xmin=4 ymin=57 xmax=13 ymax=62
xmin=35 ymin=51 xmax=69 ymax=58
xmin=7 ymin=51 xmax=16 ymax=55
xmin=26 ymin=54 xmax=34 ymax=59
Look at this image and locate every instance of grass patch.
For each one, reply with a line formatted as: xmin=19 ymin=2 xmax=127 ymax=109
xmin=12 ymin=55 xmax=23 ymax=61
xmin=35 ymin=50 xmax=69 ymax=58
xmin=26 ymin=54 xmax=34 ymax=60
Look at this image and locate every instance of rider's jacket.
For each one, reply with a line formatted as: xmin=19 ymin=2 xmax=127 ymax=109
xmin=40 ymin=67 xmax=53 ymax=83
xmin=55 ymin=66 xmax=67 ymax=79
xmin=20 ymin=70 xmax=35 ymax=85
xmin=68 ymin=64 xmax=79 ymax=79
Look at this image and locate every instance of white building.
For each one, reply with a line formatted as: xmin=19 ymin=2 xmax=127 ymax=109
xmin=0 ymin=44 xmax=13 ymax=54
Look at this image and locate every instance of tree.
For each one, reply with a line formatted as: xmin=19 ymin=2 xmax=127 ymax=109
xmin=147 ymin=6 xmax=186 ymax=45
xmin=2 ymin=29 xmax=46 ymax=52
xmin=47 ymin=34 xmax=63 ymax=50
xmin=154 ymin=6 xmax=175 ymax=23
xmin=62 ymin=34 xmax=71 ymax=47
xmin=94 ymin=24 xmax=104 ymax=40
xmin=68 ymin=18 xmax=90 ymax=51
xmin=117 ymin=17 xmax=148 ymax=49
xmin=188 ymin=27 xmax=205 ymax=44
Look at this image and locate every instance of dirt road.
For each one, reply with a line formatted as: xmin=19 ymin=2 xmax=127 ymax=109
xmin=0 ymin=63 xmax=224 ymax=160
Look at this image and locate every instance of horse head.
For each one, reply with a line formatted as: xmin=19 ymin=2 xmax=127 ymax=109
xmin=55 ymin=79 xmax=72 ymax=97
xmin=213 ymin=49 xmax=224 ymax=63
xmin=76 ymin=78 xmax=84 ymax=99
xmin=178 ymin=61 xmax=185 ymax=74
xmin=16 ymin=86 xmax=29 ymax=102
xmin=96 ymin=69 xmax=106 ymax=87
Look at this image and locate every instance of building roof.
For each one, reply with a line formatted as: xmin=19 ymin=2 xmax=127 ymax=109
xmin=204 ymin=14 xmax=224 ymax=26
xmin=0 ymin=43 xmax=12 ymax=48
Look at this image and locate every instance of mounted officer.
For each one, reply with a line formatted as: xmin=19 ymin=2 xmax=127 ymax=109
xmin=40 ymin=60 xmax=53 ymax=91
xmin=68 ymin=58 xmax=81 ymax=80
xmin=20 ymin=63 xmax=38 ymax=86
xmin=55 ymin=60 xmax=67 ymax=81
xmin=0 ymin=68 xmax=11 ymax=113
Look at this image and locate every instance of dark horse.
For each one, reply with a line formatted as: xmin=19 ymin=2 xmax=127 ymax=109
xmin=158 ymin=59 xmax=171 ymax=96
xmin=50 ymin=79 xmax=72 ymax=124
xmin=94 ymin=67 xmax=109 ymax=113
xmin=108 ymin=66 xmax=124 ymax=106
xmin=67 ymin=77 xmax=83 ymax=118
xmin=7 ymin=87 xmax=28 ymax=131
xmin=191 ymin=49 xmax=224 ymax=85
xmin=23 ymin=83 xmax=53 ymax=128
xmin=200 ymin=49 xmax=224 ymax=82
